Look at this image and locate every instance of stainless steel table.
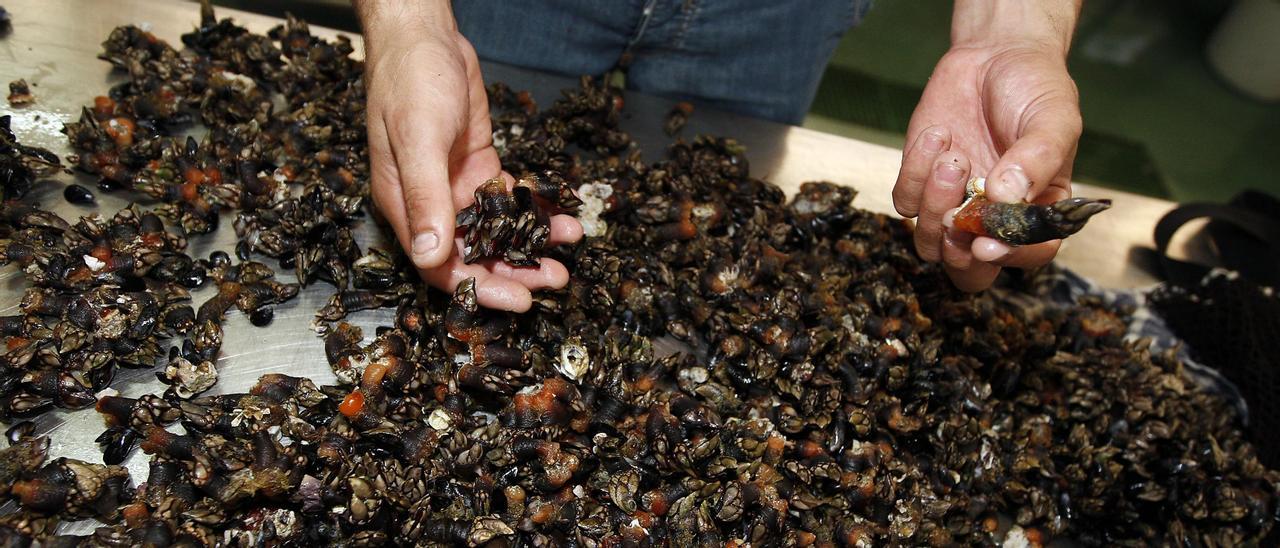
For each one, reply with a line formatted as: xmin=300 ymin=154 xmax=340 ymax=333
xmin=0 ymin=0 xmax=1181 ymax=533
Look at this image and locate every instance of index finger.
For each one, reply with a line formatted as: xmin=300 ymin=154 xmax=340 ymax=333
xmin=893 ymin=125 xmax=951 ymax=218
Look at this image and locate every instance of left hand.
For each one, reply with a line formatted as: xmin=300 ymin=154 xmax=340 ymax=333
xmin=892 ymin=5 xmax=1083 ymax=292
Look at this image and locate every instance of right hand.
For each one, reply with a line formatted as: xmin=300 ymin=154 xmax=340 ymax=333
xmin=359 ymin=2 xmax=583 ymax=312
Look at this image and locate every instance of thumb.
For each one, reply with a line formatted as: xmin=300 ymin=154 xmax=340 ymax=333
xmin=985 ymin=104 xmax=1082 ymax=204
xmin=389 ymin=117 xmax=460 ymax=270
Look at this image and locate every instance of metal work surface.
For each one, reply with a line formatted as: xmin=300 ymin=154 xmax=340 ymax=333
xmin=0 ymin=0 xmax=1177 ymax=532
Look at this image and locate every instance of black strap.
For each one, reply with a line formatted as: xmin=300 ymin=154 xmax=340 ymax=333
xmin=1149 ymin=199 xmax=1280 ymax=287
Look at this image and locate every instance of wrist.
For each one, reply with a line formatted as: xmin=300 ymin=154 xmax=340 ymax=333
xmin=951 ymin=0 xmax=1081 ymax=57
xmin=355 ymin=0 xmax=457 ymax=51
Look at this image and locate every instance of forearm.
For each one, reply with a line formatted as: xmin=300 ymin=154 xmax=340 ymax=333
xmin=951 ymin=0 xmax=1083 ymax=55
xmin=354 ymin=0 xmax=456 ymax=46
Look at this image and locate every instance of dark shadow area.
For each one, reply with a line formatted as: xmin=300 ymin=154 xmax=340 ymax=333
xmin=212 ymin=0 xmax=358 ymax=32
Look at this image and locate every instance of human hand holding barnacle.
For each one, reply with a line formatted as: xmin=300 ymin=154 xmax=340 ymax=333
xmin=893 ymin=0 xmax=1094 ymax=292
xmin=357 ymin=0 xmax=582 ymax=312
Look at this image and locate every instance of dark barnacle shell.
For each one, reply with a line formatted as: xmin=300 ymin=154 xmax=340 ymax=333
xmin=249 ymin=306 xmax=273 ymax=326
xmin=63 ymin=184 xmax=95 ymax=205
xmin=952 ymin=178 xmax=1111 ymax=245
xmin=0 ymin=512 xmax=59 ymax=546
xmin=455 ymin=172 xmax=577 ymax=266
xmin=1 ymin=115 xmax=62 ymax=200
xmin=10 ymin=457 xmax=131 ymax=520
xmin=664 ymin=101 xmax=693 ymax=136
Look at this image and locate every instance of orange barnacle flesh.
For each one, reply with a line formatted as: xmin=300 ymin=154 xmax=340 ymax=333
xmin=361 ymin=361 xmax=389 ymax=389
xmin=1024 ymin=527 xmax=1045 ymax=546
xmin=6 ymin=337 xmax=27 ymax=351
xmin=799 ymin=440 xmax=826 ymax=459
xmin=89 ymin=152 xmax=115 ymax=170
xmin=66 ymin=266 xmax=92 ymax=285
xmin=203 ymin=167 xmax=222 ymax=185
xmin=511 ymin=377 xmax=571 ymax=426
xmin=92 ymin=96 xmax=116 ymax=117
xmin=530 ymin=502 xmax=557 ymax=525
xmin=632 ymin=371 xmax=655 ymax=392
xmin=90 ymin=245 xmax=113 ymax=263
xmin=140 ymin=232 xmax=165 ymax=248
xmin=981 ymin=514 xmax=999 ymax=533
xmin=9 ymin=480 xmax=51 ymax=508
xmin=842 ymin=525 xmax=873 ymax=547
xmin=516 ymin=90 xmax=537 ymax=115
xmin=333 ymin=167 xmax=354 ymax=186
xmin=104 ymin=117 xmax=136 ymax=147
xmin=180 ymin=181 xmax=199 ymax=202
xmin=183 ymin=166 xmax=206 ymax=186
xmin=99 ymin=163 xmax=126 ymax=183
xmin=763 ymin=432 xmax=786 ymax=464
xmin=122 ymin=500 xmax=150 ymax=527
xmin=338 ymin=390 xmax=365 ymax=418
xmin=951 ymin=196 xmax=994 ymax=238
xmin=647 ymin=495 xmax=671 ymax=516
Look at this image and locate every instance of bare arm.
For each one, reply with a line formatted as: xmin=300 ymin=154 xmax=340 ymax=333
xmin=892 ymin=0 xmax=1084 ymax=291
xmin=355 ymin=0 xmax=582 ymax=311
xmin=951 ymin=0 xmax=1082 ymax=55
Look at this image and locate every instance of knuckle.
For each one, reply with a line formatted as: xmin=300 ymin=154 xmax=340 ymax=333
xmin=892 ymin=187 xmax=920 ymax=217
xmin=923 ymin=195 xmax=961 ymax=219
xmin=400 ymin=180 xmax=444 ymax=211
xmin=914 ymin=233 xmax=940 ymax=262
xmin=943 ymin=246 xmax=972 ymax=271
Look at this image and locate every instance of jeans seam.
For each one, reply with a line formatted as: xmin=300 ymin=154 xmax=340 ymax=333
xmin=673 ymin=0 xmax=701 ymax=50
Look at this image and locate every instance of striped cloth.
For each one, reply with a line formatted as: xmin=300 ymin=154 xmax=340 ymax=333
xmin=990 ymin=265 xmax=1249 ymax=421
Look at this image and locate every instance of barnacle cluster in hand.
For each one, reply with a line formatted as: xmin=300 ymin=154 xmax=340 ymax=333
xmin=456 ymin=172 xmax=581 ymax=266
xmin=0 ymin=2 xmax=1272 ymax=546
xmin=951 ymin=177 xmax=1112 ymax=246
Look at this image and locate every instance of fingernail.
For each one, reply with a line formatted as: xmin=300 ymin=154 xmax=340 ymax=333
xmin=936 ymin=161 xmax=964 ymax=185
xmin=974 ymin=238 xmax=1012 ymax=262
xmin=992 ymin=166 xmax=1030 ymax=203
xmin=411 ymin=231 xmax=439 ymax=264
xmin=922 ymin=129 xmax=946 ymax=153
xmin=941 ymin=208 xmax=957 ymax=228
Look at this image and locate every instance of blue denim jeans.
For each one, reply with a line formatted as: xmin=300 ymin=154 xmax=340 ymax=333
xmin=453 ymin=0 xmax=872 ymax=124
